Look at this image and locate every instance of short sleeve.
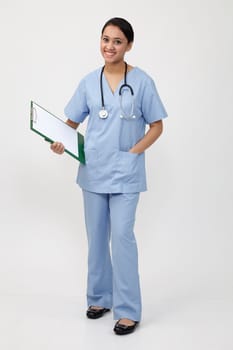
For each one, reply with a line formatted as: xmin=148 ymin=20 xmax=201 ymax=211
xmin=64 ymin=79 xmax=89 ymax=123
xmin=142 ymin=77 xmax=168 ymax=124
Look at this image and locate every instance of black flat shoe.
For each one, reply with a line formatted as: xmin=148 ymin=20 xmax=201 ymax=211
xmin=86 ymin=306 xmax=110 ymax=319
xmin=114 ymin=320 xmax=139 ymax=335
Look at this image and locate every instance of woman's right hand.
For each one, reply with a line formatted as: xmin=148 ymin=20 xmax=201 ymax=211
xmin=50 ymin=142 xmax=65 ymax=155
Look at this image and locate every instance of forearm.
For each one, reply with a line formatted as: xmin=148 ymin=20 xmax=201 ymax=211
xmin=66 ymin=119 xmax=79 ymax=129
xmin=129 ymin=120 xmax=163 ymax=154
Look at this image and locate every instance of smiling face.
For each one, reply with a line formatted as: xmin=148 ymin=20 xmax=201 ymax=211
xmin=100 ymin=25 xmax=132 ymax=64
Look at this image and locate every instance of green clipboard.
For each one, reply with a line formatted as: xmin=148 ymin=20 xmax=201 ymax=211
xmin=30 ymin=101 xmax=85 ymax=164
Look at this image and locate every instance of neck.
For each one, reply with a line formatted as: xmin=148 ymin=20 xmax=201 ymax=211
xmin=104 ymin=61 xmax=126 ymax=74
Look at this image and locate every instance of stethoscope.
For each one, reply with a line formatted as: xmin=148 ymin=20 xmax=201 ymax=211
xmin=99 ymin=62 xmax=136 ymax=120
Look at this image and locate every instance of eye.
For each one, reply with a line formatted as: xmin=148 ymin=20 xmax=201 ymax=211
xmin=114 ymin=40 xmax=122 ymax=45
xmin=102 ymin=37 xmax=109 ymax=43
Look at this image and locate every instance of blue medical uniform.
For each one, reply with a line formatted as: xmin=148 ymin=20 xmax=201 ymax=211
xmin=65 ymin=67 xmax=167 ymax=321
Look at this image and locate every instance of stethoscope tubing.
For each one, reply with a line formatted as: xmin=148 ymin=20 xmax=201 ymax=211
xmin=99 ymin=62 xmax=135 ymax=119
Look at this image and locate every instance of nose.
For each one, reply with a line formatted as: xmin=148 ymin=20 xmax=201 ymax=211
xmin=106 ymin=40 xmax=114 ymax=50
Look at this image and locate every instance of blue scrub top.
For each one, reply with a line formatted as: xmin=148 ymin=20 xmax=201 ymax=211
xmin=64 ymin=67 xmax=168 ymax=193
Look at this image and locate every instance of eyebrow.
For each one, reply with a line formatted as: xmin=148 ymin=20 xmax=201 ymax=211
xmin=102 ymin=35 xmax=124 ymax=40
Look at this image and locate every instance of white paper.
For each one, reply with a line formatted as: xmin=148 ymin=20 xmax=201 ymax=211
xmin=31 ymin=102 xmax=79 ymax=158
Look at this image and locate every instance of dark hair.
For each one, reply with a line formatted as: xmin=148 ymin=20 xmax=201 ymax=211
xmin=101 ymin=17 xmax=134 ymax=43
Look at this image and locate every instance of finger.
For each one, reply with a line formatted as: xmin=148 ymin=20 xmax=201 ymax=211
xmin=51 ymin=142 xmax=62 ymax=153
xmin=54 ymin=143 xmax=65 ymax=154
xmin=57 ymin=143 xmax=65 ymax=153
xmin=50 ymin=142 xmax=59 ymax=151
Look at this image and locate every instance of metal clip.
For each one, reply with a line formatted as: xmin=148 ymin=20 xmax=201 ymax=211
xmin=31 ymin=107 xmax=38 ymax=123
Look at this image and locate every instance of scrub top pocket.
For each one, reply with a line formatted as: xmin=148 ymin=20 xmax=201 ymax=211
xmin=85 ymin=148 xmax=99 ymax=177
xmin=118 ymin=151 xmax=142 ymax=185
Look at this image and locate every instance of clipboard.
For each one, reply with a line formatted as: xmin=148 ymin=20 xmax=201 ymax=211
xmin=30 ymin=101 xmax=85 ymax=164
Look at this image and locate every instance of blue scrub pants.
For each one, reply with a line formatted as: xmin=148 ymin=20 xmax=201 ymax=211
xmin=82 ymin=190 xmax=142 ymax=322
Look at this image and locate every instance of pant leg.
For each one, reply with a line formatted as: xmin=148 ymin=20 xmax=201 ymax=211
xmin=82 ymin=190 xmax=113 ymax=309
xmin=109 ymin=192 xmax=141 ymax=322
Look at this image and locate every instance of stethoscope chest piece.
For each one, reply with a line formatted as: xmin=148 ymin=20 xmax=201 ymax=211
xmin=99 ymin=109 xmax=108 ymax=119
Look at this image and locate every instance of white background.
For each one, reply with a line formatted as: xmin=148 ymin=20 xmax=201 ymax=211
xmin=0 ymin=0 xmax=233 ymax=349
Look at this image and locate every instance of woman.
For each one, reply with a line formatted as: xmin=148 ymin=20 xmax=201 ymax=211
xmin=51 ymin=17 xmax=167 ymax=335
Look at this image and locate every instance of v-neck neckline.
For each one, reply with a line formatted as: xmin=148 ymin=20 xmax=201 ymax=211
xmin=103 ymin=67 xmax=136 ymax=96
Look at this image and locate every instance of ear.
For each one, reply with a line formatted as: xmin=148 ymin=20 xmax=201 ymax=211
xmin=126 ymin=42 xmax=133 ymax=52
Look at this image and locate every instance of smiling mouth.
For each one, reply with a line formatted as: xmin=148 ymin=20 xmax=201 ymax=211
xmin=104 ymin=51 xmax=116 ymax=57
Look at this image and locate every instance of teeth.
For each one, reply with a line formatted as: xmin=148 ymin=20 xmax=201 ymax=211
xmin=105 ymin=51 xmax=115 ymax=56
